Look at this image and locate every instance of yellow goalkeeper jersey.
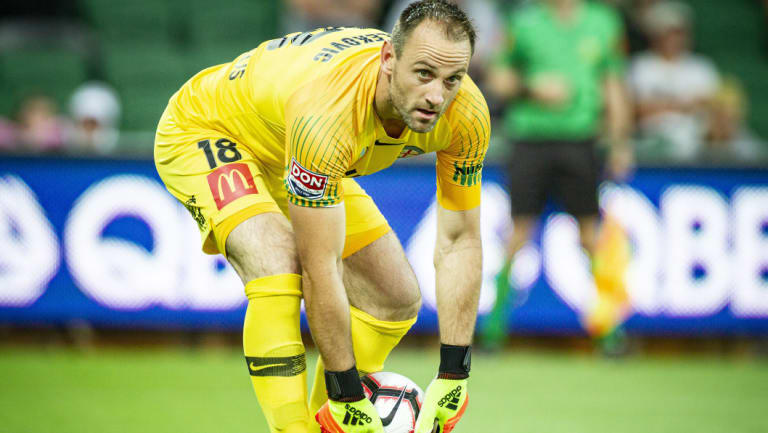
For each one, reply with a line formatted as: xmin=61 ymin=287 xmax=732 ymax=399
xmin=166 ymin=26 xmax=490 ymax=210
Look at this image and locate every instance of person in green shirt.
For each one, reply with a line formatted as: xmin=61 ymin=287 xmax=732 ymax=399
xmin=484 ymin=0 xmax=633 ymax=353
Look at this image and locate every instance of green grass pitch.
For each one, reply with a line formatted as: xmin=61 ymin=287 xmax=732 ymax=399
xmin=1 ymin=346 xmax=766 ymax=433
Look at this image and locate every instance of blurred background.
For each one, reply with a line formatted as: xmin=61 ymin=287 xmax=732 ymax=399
xmin=1 ymin=1 xmax=767 ymax=432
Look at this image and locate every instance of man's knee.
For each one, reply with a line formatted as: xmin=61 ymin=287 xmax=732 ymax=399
xmin=225 ymin=212 xmax=301 ymax=283
xmin=383 ymin=267 xmax=422 ymax=321
xmin=405 ymin=269 xmax=422 ymax=316
xmin=398 ymin=274 xmax=422 ymax=319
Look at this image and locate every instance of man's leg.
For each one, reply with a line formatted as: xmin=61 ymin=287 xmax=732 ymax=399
xmin=226 ymin=213 xmax=312 ymax=433
xmin=578 ymin=213 xmax=631 ymax=354
xmin=155 ymin=121 xmax=310 ymax=432
xmin=481 ymin=140 xmax=549 ymax=349
xmin=557 ymin=139 xmax=629 ymax=353
xmin=342 ymin=230 xmax=422 ymax=323
xmin=481 ymin=214 xmax=536 ymax=349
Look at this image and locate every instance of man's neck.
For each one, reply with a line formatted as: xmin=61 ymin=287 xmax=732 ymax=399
xmin=374 ymin=69 xmax=407 ymax=138
xmin=549 ymin=0 xmax=580 ymax=23
xmin=657 ymin=49 xmax=684 ymax=62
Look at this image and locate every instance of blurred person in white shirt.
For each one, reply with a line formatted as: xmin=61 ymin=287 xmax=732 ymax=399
xmin=628 ymin=1 xmax=719 ymax=161
xmin=67 ymin=81 xmax=121 ymax=155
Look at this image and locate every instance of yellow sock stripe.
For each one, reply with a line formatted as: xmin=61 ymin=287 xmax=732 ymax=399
xmin=245 ymin=273 xmax=302 ymax=299
xmin=349 ymin=306 xmax=417 ymax=335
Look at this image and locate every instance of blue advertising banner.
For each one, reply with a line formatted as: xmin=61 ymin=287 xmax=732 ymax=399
xmin=1 ymin=156 xmax=767 ymax=335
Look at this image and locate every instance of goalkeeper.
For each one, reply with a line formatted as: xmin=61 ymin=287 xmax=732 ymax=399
xmin=154 ymin=1 xmax=487 ymax=432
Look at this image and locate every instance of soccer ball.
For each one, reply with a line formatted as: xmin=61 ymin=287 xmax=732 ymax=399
xmin=361 ymin=371 xmax=424 ymax=433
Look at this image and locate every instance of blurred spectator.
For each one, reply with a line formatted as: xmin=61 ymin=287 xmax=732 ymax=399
xmin=704 ymin=77 xmax=768 ymax=162
xmin=0 ymin=116 xmax=16 ymax=150
xmin=628 ymin=1 xmax=719 ymax=162
xmin=485 ymin=0 xmax=633 ymax=353
xmin=67 ymin=81 xmax=121 ymax=155
xmin=14 ymin=94 xmax=68 ymax=153
xmin=282 ymin=0 xmax=382 ymax=32
xmin=382 ymin=0 xmax=504 ymax=89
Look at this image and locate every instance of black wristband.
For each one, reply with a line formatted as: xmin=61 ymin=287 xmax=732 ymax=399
xmin=324 ymin=366 xmax=365 ymax=402
xmin=438 ymin=344 xmax=471 ymax=379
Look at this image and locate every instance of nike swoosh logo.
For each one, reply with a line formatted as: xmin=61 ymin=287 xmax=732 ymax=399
xmin=249 ymin=362 xmax=287 ymax=372
xmin=380 ymin=387 xmax=407 ymax=427
xmin=374 ymin=140 xmax=402 ymax=146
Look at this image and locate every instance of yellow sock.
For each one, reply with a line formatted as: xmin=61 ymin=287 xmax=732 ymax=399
xmin=308 ymin=306 xmax=417 ymax=429
xmin=243 ymin=274 xmax=310 ymax=433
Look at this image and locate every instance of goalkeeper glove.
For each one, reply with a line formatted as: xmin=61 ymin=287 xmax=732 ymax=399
xmin=315 ymin=366 xmax=384 ymax=433
xmin=414 ymin=345 xmax=470 ymax=433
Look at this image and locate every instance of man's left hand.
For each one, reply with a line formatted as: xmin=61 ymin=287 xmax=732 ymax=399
xmin=414 ymin=377 xmax=468 ymax=433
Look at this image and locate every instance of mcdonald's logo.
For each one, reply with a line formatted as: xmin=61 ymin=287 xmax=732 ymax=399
xmin=206 ymin=163 xmax=259 ymax=210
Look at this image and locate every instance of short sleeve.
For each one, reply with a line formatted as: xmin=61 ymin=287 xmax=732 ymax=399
xmin=284 ymin=108 xmax=355 ymax=207
xmin=436 ymin=82 xmax=491 ymax=211
xmin=601 ymin=7 xmax=627 ymax=76
xmin=495 ymin=12 xmax=524 ymax=68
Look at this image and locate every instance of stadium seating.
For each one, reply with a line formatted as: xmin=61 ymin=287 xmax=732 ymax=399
xmin=1 ymin=0 xmax=281 ymax=152
xmin=1 ymin=0 xmax=766 ymax=153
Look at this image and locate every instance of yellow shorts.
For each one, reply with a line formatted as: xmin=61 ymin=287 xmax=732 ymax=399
xmin=154 ymin=108 xmax=390 ymax=258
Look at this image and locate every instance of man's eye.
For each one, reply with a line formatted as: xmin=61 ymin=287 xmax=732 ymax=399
xmin=446 ymin=75 xmax=461 ymax=84
xmin=417 ymin=70 xmax=430 ymax=79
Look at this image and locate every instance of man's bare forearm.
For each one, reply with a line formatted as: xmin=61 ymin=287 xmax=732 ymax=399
xmin=303 ymin=261 xmax=356 ymax=371
xmin=434 ymin=206 xmax=482 ymax=346
xmin=289 ymin=203 xmax=356 ymax=371
xmin=434 ymin=237 xmax=483 ymax=345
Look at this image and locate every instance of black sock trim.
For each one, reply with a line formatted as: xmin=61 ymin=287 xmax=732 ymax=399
xmin=245 ymin=354 xmax=306 ymax=377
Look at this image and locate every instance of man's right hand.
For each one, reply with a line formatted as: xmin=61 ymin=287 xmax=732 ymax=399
xmin=315 ymin=398 xmax=384 ymax=433
xmin=529 ymin=73 xmax=571 ymax=107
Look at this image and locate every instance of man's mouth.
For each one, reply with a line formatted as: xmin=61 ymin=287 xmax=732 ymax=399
xmin=415 ymin=108 xmax=437 ymax=120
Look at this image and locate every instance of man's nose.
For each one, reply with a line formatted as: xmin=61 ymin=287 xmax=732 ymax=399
xmin=425 ymin=81 xmax=445 ymax=108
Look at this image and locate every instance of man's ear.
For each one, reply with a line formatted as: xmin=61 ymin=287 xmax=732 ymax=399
xmin=380 ymin=41 xmax=395 ymax=77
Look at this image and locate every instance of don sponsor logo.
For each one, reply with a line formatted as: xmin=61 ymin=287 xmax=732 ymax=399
xmin=287 ymin=158 xmax=328 ymax=200
xmin=206 ymin=163 xmax=259 ymax=210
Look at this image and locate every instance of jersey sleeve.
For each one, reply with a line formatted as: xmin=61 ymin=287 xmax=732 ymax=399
xmin=436 ymin=83 xmax=491 ymax=211
xmin=283 ymin=93 xmax=356 ymax=208
xmin=600 ymin=6 xmax=627 ymax=76
xmin=495 ymin=11 xmax=524 ymax=68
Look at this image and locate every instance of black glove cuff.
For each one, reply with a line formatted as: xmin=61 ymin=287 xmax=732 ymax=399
xmin=325 ymin=366 xmax=365 ymax=402
xmin=438 ymin=344 xmax=471 ymax=379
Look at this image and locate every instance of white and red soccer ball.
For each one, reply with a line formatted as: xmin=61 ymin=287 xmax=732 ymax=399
xmin=361 ymin=372 xmax=424 ymax=433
